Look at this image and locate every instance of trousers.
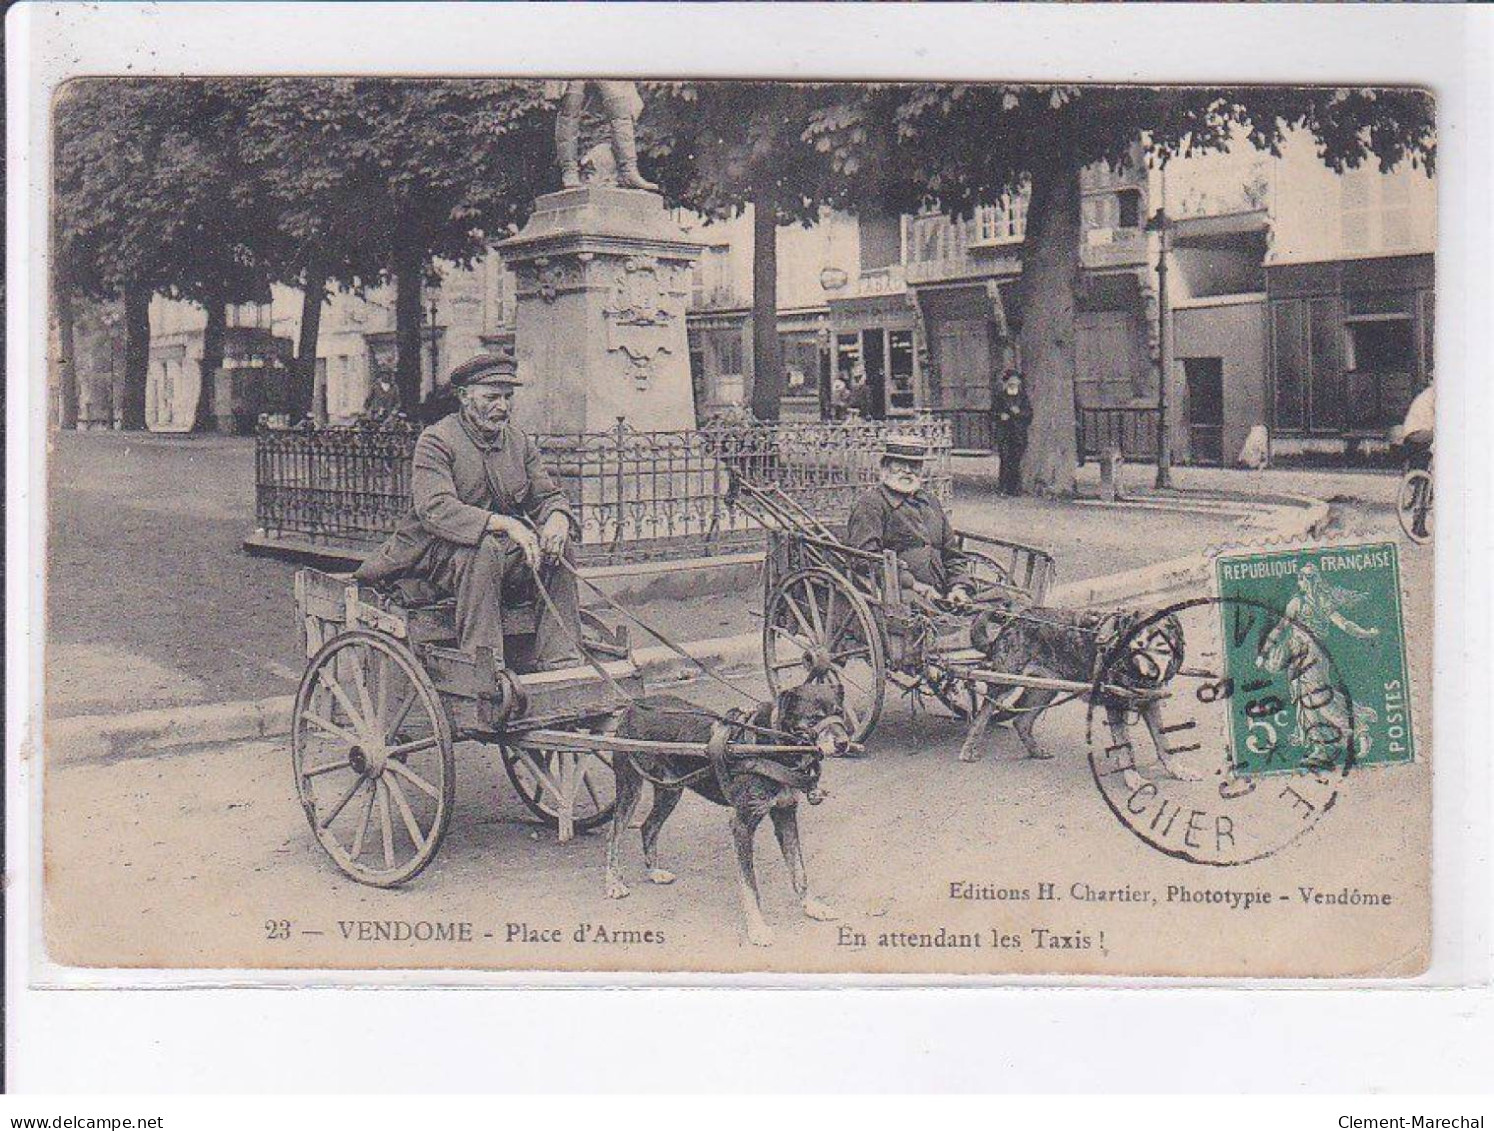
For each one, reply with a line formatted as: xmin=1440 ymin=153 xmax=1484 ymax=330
xmin=420 ymin=535 xmax=582 ymax=666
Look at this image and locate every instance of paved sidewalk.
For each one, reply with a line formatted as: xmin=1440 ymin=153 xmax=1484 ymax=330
xmin=952 ymin=453 xmax=1401 ymax=509
xmin=43 ymin=431 xmax=1310 ymax=724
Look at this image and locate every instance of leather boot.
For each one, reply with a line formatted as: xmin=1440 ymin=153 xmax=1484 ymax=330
xmin=609 ymin=116 xmax=658 ymax=192
xmin=555 ymin=114 xmax=581 ymax=189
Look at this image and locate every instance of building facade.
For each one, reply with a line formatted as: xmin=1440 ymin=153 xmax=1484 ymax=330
xmin=123 ymin=129 xmax=1434 ymax=463
xmin=1167 ymin=131 xmax=1436 ymax=463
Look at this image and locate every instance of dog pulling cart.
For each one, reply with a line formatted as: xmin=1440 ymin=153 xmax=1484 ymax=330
xmin=727 ymin=474 xmax=1068 ymax=744
xmin=291 ymin=568 xmax=833 ymax=888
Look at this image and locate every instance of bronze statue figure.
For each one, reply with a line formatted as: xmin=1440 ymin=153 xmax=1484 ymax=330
xmin=551 ymin=80 xmax=658 ymax=192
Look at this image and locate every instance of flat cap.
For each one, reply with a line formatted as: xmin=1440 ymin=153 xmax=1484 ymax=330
xmin=881 ymin=433 xmax=932 ymax=463
xmin=448 ymin=352 xmax=522 ymax=388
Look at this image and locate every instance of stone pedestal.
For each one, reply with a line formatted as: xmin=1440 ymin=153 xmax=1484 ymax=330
xmin=498 ymin=187 xmax=704 ymax=435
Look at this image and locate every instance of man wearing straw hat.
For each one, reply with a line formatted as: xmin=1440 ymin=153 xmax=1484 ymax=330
xmin=846 ymin=433 xmax=973 ymax=606
xmin=354 ymin=352 xmax=583 ymax=671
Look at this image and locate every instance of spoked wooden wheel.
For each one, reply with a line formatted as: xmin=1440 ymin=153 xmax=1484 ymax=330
xmin=501 ymin=745 xmax=616 ymax=834
xmin=292 ymin=630 xmax=454 ymax=887
xmin=763 ymin=567 xmax=886 ymax=743
xmin=1397 ymin=469 xmax=1433 ymax=545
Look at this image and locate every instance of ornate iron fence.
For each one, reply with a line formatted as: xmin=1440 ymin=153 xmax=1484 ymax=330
xmin=254 ymin=414 xmax=952 ymax=565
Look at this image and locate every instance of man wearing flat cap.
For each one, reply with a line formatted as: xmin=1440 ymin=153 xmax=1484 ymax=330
xmin=846 ymin=434 xmax=972 ymax=606
xmin=354 ymin=352 xmax=583 ymax=670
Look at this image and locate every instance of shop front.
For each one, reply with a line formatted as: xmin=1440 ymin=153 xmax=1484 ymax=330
xmin=1267 ymin=254 xmax=1433 ymax=446
xmin=828 ymin=292 xmax=921 ymax=421
xmin=912 ymin=280 xmax=1014 ymax=451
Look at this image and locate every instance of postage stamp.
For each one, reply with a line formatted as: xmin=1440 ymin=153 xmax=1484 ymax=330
xmin=1086 ymin=595 xmax=1353 ymax=868
xmin=1214 ymin=542 xmax=1415 ymax=775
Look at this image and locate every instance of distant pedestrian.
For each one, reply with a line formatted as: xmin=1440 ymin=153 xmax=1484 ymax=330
xmin=829 ymin=375 xmax=850 ymax=421
xmin=993 ymin=368 xmax=1032 ymax=496
xmin=847 ymin=362 xmax=872 ymax=420
xmin=363 ymin=373 xmax=402 ymax=422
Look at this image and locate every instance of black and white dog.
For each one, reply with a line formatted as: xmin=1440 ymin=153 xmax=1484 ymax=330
xmin=958 ymin=606 xmax=1185 ymax=770
xmin=604 ymin=683 xmax=851 ymax=946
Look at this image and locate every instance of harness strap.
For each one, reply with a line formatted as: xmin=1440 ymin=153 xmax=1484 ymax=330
xmin=731 ymin=756 xmax=818 ymax=792
xmin=522 ymin=548 xmax=802 ymax=744
xmin=554 ymin=553 xmax=770 ymax=710
xmin=707 ymin=717 xmax=738 ymax=797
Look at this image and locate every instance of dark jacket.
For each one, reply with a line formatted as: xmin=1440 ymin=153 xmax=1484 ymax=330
xmin=355 ymin=413 xmax=577 ymax=583
xmin=993 ymin=386 xmax=1032 ymax=436
xmin=845 ymin=484 xmax=969 ymax=592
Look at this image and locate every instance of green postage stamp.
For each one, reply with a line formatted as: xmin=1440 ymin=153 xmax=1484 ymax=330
xmin=1215 ymin=542 xmax=1415 ymax=776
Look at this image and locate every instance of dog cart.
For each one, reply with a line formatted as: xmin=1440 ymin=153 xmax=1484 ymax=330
xmin=291 ymin=568 xmax=834 ymax=887
xmin=728 ymin=475 xmax=1059 ymax=743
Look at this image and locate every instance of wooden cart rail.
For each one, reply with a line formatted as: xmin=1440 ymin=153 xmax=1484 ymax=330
xmin=947 ymin=666 xmax=1172 ymax=703
xmin=520 ymin=730 xmax=829 ymax=757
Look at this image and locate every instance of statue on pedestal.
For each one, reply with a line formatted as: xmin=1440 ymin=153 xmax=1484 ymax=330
xmin=550 ymin=80 xmax=658 ymax=193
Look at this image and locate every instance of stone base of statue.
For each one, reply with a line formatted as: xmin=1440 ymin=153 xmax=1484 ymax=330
xmin=498 ymin=186 xmax=704 ymax=435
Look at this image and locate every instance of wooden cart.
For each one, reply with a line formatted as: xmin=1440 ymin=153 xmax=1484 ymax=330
xmin=732 ymin=477 xmax=1058 ymax=743
xmin=291 ymin=568 xmax=832 ymax=887
xmin=292 ymin=567 xmax=653 ymax=886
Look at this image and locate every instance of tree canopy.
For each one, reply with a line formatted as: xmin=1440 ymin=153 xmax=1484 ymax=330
xmin=53 ymin=77 xmax=558 ymax=425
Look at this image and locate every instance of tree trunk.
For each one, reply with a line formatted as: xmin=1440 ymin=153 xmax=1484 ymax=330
xmin=1015 ymin=138 xmax=1082 ymax=496
xmin=748 ymin=197 xmax=783 ymax=422
xmin=394 ymin=240 xmax=424 ymax=416
xmin=290 ymin=267 xmax=328 ymax=423
xmin=120 ymin=284 xmax=152 ymax=431
xmin=193 ymin=287 xmax=227 ymax=433
xmin=56 ymin=288 xmax=79 ymax=429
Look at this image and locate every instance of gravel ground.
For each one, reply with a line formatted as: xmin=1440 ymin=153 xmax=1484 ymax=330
xmin=46 ymin=431 xmax=1292 ymax=719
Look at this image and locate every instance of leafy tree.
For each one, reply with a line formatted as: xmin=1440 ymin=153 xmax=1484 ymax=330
xmin=238 ymin=78 xmax=406 ymax=420
xmin=55 ymin=78 xmax=555 ymax=429
xmin=643 ymin=82 xmax=843 ymax=421
xmin=339 ymin=79 xmax=553 ymax=413
xmin=808 ymin=84 xmax=1435 ymax=493
xmin=53 ymin=79 xmax=272 ymax=431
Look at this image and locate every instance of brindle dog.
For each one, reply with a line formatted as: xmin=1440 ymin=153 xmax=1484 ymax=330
xmin=604 ymin=684 xmax=851 ymax=947
xmin=958 ymin=607 xmax=1185 ymax=771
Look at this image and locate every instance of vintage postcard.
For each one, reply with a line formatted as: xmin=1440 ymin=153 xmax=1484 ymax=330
xmin=38 ymin=74 xmax=1437 ymax=978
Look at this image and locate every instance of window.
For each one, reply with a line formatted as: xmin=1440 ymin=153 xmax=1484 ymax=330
xmin=1380 ymin=175 xmax=1413 ymax=250
xmin=887 ymin=330 xmax=916 ymax=411
xmin=1340 ymin=169 xmax=1374 ymax=252
xmin=1345 ymin=317 xmax=1415 ymax=374
xmin=711 ymin=329 xmax=743 ymax=377
xmin=1117 ymin=188 xmax=1142 ymax=229
xmin=973 ymin=194 xmax=1028 ymax=244
xmin=835 ymin=333 xmax=862 ymax=378
xmin=781 ymin=334 xmax=824 ymax=402
xmin=1344 ymin=316 xmax=1417 ymax=430
xmin=691 ymin=245 xmax=734 ymax=308
xmin=910 ymin=215 xmax=951 ymax=264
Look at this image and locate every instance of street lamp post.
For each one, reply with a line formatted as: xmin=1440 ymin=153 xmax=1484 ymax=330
xmin=1147 ymin=204 xmax=1174 ymax=490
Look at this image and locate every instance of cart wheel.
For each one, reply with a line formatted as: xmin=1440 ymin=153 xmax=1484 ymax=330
xmin=501 ymin=746 xmax=616 ymax=833
xmin=1397 ymin=469 xmax=1433 ymax=545
xmin=764 ymin=567 xmax=886 ymax=743
xmin=292 ymin=629 xmax=454 ymax=887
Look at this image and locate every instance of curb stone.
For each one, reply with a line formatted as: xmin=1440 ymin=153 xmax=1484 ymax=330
xmin=47 ymin=634 xmax=766 ymax=764
xmin=48 ymin=495 xmax=1329 ymax=764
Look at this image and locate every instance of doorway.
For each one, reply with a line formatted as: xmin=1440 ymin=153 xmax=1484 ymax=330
xmin=1184 ymin=358 xmax=1225 ymax=466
